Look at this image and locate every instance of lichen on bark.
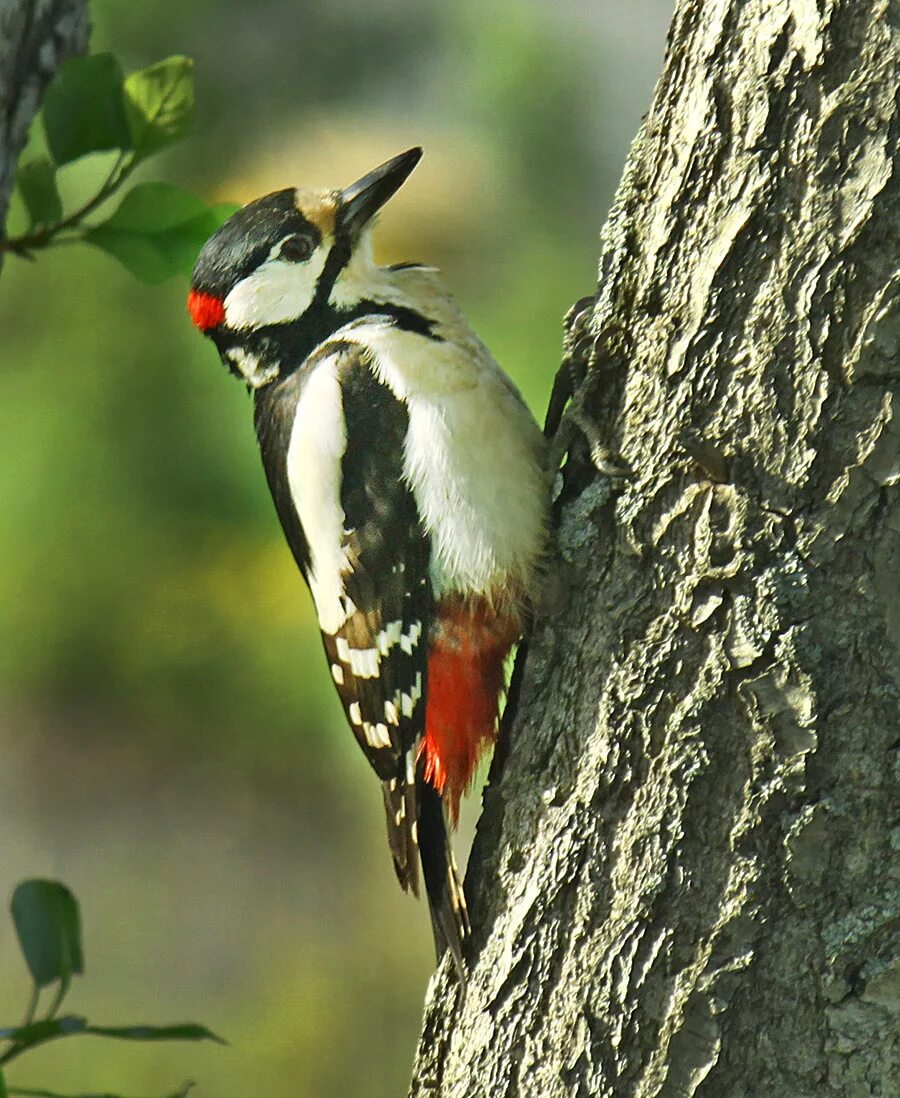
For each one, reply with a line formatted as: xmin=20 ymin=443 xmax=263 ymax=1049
xmin=410 ymin=2 xmax=900 ymax=1095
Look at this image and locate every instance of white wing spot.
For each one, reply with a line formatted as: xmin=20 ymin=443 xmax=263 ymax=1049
xmin=384 ymin=700 xmax=400 ymax=725
xmin=331 ymin=663 xmax=344 ymax=685
xmin=376 ymin=620 xmax=403 ymax=656
xmin=400 ymin=620 xmax=422 ymax=655
xmin=349 ymin=647 xmax=380 ymax=678
xmin=349 ymin=702 xmax=362 ymax=726
xmin=363 ymin=721 xmax=392 ymax=748
xmin=401 ymin=671 xmax=424 ymax=717
xmin=336 ymin=637 xmax=351 ymax=663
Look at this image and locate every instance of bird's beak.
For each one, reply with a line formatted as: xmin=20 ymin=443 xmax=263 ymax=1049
xmin=338 ymin=147 xmax=422 ymax=242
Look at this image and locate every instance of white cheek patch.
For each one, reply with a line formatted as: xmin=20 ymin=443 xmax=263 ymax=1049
xmin=224 ymin=245 xmax=330 ymax=330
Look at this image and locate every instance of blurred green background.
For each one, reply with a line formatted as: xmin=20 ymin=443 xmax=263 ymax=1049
xmin=0 ymin=1 xmax=671 ymax=1094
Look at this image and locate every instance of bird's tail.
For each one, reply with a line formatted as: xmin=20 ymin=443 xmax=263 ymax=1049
xmin=417 ymin=778 xmax=470 ymax=983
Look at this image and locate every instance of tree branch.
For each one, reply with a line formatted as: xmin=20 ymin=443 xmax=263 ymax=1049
xmin=0 ymin=0 xmax=90 ymax=267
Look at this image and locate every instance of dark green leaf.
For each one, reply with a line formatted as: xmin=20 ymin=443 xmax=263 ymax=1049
xmin=0 ymin=1067 xmax=7 ymax=1098
xmin=9 ymin=1087 xmax=194 ymax=1098
xmin=0 ymin=1015 xmax=87 ymax=1048
xmin=10 ymin=881 xmax=83 ymax=988
xmin=124 ymin=57 xmax=194 ymax=158
xmin=7 ymin=1091 xmax=124 ymax=1098
xmin=7 ymin=1091 xmax=120 ymax=1098
xmin=85 ymin=184 xmax=238 ymax=283
xmin=9 ymin=1080 xmax=194 ymax=1098
xmin=42 ymin=54 xmax=131 ymax=165
xmin=85 ymin=1023 xmax=225 ymax=1046
xmin=15 ymin=159 xmax=62 ymax=227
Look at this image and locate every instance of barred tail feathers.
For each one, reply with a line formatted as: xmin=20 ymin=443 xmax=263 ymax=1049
xmin=381 ymin=769 xmax=420 ymax=896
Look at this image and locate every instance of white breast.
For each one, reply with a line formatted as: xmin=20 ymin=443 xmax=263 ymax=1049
xmin=336 ymin=317 xmax=548 ymax=604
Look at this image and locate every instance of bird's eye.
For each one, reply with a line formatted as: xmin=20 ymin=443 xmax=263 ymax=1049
xmin=279 ymin=235 xmax=314 ymax=263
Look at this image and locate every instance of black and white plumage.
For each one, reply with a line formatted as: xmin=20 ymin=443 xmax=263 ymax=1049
xmin=188 ymin=148 xmax=546 ymax=978
xmin=255 ymin=341 xmax=429 ymax=895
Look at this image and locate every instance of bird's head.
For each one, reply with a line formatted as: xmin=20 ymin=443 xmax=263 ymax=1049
xmin=187 ymin=147 xmax=422 ymax=387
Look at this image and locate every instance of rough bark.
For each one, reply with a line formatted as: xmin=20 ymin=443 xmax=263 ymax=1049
xmin=0 ymin=0 xmax=89 ymax=263
xmin=410 ymin=2 xmax=900 ymax=1095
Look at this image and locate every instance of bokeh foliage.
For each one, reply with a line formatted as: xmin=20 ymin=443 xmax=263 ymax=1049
xmin=2 ymin=879 xmax=220 ymax=1098
xmin=0 ymin=1 xmax=670 ymax=1094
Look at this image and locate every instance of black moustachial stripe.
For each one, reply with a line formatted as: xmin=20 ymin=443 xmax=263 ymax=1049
xmin=219 ymin=298 xmax=444 ymax=385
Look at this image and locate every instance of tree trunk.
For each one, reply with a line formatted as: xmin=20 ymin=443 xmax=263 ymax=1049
xmin=410 ymin=2 xmax=900 ymax=1095
xmin=0 ymin=0 xmax=88 ymax=263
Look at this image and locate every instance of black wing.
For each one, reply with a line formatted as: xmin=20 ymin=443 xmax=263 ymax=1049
xmin=255 ymin=341 xmax=430 ymax=896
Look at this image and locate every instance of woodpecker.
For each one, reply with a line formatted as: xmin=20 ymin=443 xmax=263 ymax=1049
xmin=187 ymin=148 xmax=547 ymax=976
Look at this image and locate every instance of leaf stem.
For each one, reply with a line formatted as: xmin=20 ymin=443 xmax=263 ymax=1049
xmin=21 ymin=986 xmax=39 ymax=1030
xmin=0 ymin=1042 xmax=24 ymax=1068
xmin=1 ymin=151 xmax=135 ymax=258
xmin=42 ymin=977 xmax=70 ymax=1023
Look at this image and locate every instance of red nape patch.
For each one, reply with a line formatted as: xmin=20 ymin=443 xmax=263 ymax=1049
xmin=187 ymin=289 xmax=225 ymax=332
xmin=421 ymin=596 xmax=522 ymax=825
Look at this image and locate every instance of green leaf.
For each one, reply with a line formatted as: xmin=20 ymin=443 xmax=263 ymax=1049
xmin=42 ymin=54 xmax=132 ymax=165
xmin=86 ymin=182 xmax=208 ymax=233
xmin=0 ymin=1015 xmax=221 ymax=1053
xmin=15 ymin=159 xmax=62 ymax=227
xmin=85 ymin=184 xmax=238 ymax=283
xmin=124 ymin=56 xmax=194 ymax=159
xmin=0 ymin=1015 xmax=87 ymax=1049
xmin=85 ymin=1022 xmax=225 ymax=1046
xmin=9 ymin=1086 xmax=194 ymax=1098
xmin=0 ymin=1067 xmax=7 ymax=1098
xmin=7 ymin=1090 xmax=124 ymax=1098
xmin=10 ymin=881 xmax=83 ymax=989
